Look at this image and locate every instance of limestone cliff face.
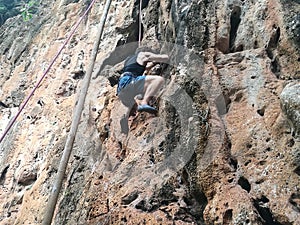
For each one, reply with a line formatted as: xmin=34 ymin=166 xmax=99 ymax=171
xmin=0 ymin=0 xmax=299 ymax=224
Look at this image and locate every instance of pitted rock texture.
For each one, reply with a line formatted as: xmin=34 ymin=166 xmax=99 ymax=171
xmin=280 ymin=82 xmax=300 ymax=141
xmin=0 ymin=0 xmax=299 ymax=225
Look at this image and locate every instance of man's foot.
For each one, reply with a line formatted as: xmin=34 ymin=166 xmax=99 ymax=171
xmin=137 ymin=104 xmax=157 ymax=114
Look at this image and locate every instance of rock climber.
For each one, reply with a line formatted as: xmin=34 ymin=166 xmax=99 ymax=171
xmin=117 ymin=48 xmax=169 ymax=114
xmin=116 ymin=47 xmax=169 ymax=134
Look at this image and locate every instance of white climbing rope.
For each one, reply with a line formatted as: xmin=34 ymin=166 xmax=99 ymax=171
xmin=138 ymin=0 xmax=142 ymax=47
xmin=42 ymin=0 xmax=112 ymax=224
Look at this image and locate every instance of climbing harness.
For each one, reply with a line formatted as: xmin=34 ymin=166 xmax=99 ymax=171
xmin=0 ymin=0 xmax=97 ymax=144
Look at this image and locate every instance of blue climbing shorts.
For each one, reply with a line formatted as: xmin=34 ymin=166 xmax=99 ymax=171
xmin=117 ymin=72 xmax=146 ymax=108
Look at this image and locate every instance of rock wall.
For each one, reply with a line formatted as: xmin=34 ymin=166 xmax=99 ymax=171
xmin=0 ymin=0 xmax=299 ymax=224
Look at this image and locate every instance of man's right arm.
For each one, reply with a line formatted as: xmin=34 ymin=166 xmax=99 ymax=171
xmin=137 ymin=52 xmax=169 ymax=65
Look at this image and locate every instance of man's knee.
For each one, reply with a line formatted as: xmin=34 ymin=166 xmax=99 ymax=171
xmin=158 ymin=76 xmax=164 ymax=83
xmin=155 ymin=76 xmax=164 ymax=86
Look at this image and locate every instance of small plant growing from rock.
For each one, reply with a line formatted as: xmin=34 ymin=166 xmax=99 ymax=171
xmin=18 ymin=0 xmax=39 ymax=21
xmin=0 ymin=0 xmax=40 ymax=26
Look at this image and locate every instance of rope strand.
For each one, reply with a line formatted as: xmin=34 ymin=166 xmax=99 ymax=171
xmin=42 ymin=0 xmax=112 ymax=223
xmin=138 ymin=0 xmax=142 ymax=47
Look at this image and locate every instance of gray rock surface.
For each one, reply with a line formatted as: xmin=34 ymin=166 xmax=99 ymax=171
xmin=281 ymin=82 xmax=300 ymax=141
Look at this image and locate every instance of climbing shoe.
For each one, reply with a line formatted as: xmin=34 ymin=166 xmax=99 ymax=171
xmin=137 ymin=104 xmax=157 ymax=114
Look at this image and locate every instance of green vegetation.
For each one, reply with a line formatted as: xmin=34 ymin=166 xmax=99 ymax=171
xmin=0 ymin=0 xmax=39 ymax=26
xmin=20 ymin=0 xmax=39 ymax=21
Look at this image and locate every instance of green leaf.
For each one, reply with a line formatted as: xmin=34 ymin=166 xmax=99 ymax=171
xmin=21 ymin=11 xmax=26 ymax=20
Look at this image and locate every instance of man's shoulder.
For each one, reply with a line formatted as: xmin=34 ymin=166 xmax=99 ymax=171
xmin=124 ymin=54 xmax=137 ymax=64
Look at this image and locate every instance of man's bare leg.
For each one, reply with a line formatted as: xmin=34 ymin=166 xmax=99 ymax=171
xmin=133 ymin=75 xmax=164 ymax=113
xmin=140 ymin=75 xmax=164 ymax=105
